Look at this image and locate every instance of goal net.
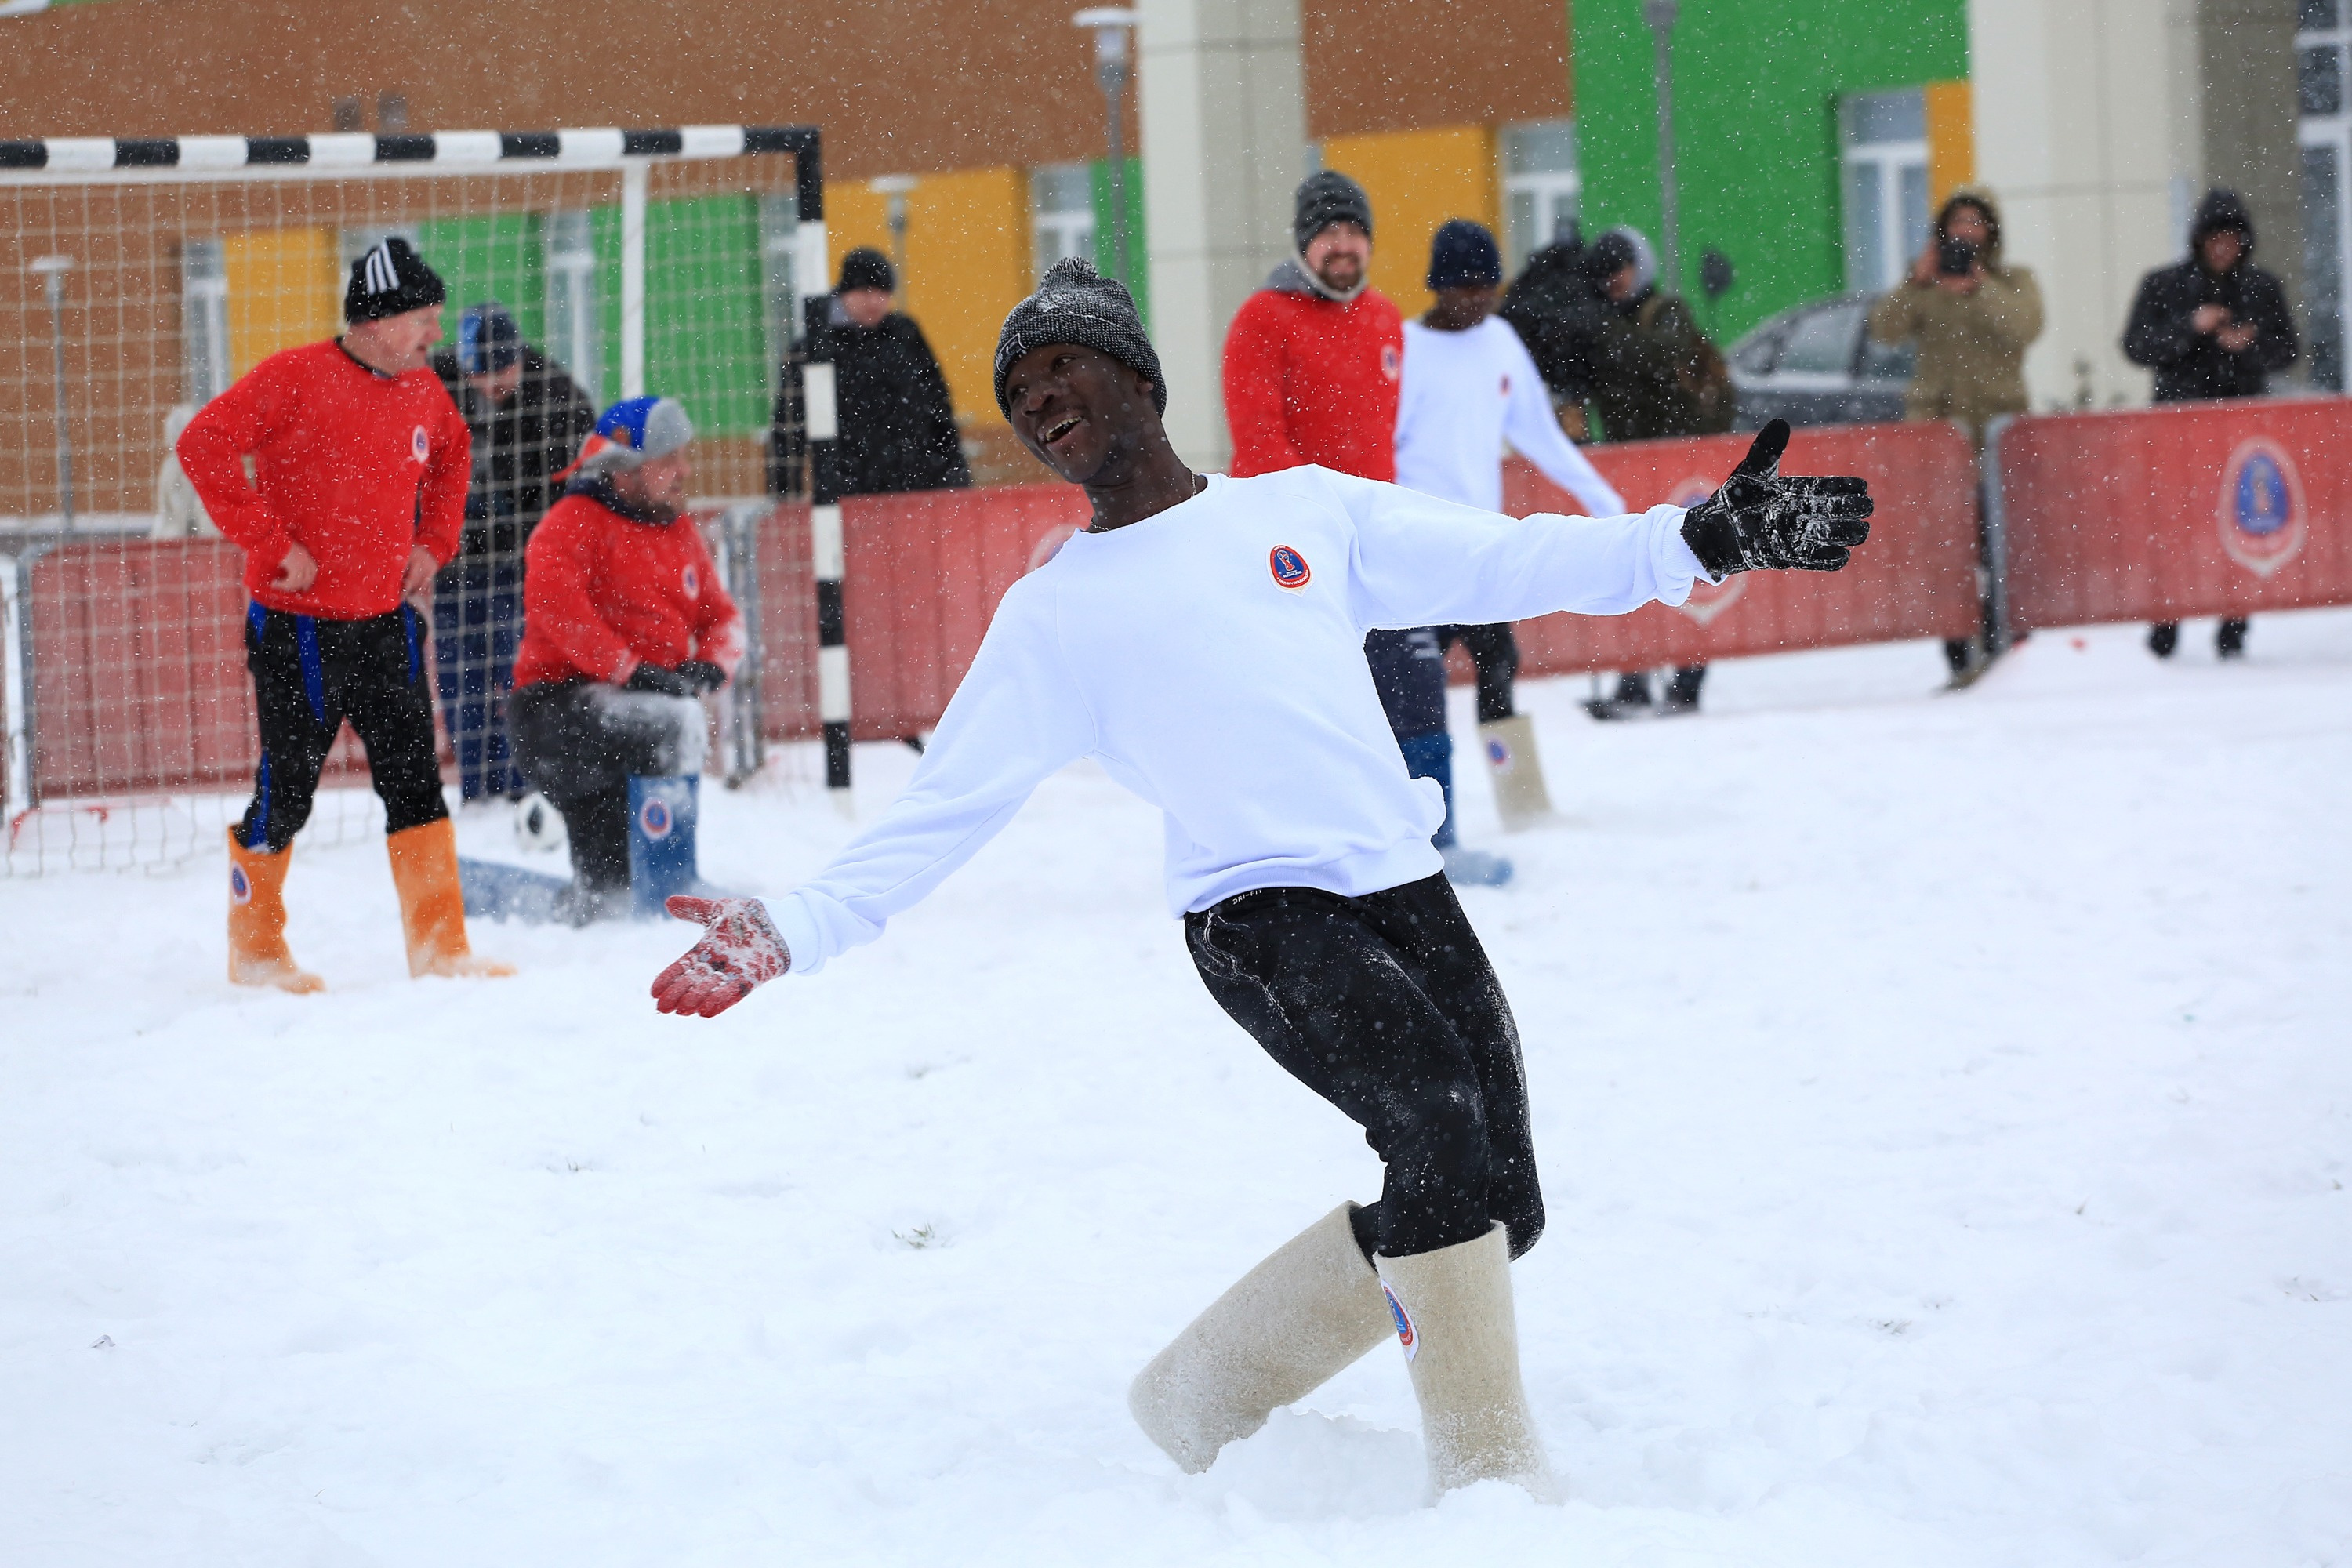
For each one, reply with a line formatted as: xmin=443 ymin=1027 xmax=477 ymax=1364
xmin=1 ymin=127 xmax=826 ymax=875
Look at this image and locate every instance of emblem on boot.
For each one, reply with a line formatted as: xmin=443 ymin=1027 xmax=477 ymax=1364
xmin=1383 ymin=1280 xmax=1418 ymax=1361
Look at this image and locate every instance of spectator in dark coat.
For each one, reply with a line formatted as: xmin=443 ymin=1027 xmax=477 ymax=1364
xmin=2122 ymin=189 xmax=2300 ymax=659
xmin=1498 ymin=227 xmax=1609 ymax=441
xmin=428 ymin=303 xmax=600 ymax=800
xmin=771 ymin=248 xmax=971 ymax=499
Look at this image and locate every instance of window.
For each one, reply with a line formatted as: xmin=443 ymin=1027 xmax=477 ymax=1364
xmin=1501 ymin=120 xmax=1580 ymax=275
xmin=2302 ymin=2 xmax=2350 ymax=389
xmin=1032 ymin=163 xmax=1096 ymax=281
xmin=1841 ymin=89 xmax=1930 ymax=294
xmin=544 ymin=209 xmax=602 ymax=403
xmin=180 ymin=238 xmax=230 ymax=405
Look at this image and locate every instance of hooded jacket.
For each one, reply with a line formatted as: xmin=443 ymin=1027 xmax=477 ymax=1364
xmin=772 ymin=300 xmax=971 ymax=498
xmin=1866 ymin=185 xmax=2045 ymax=445
xmin=1221 ymin=259 xmax=1404 ymax=480
xmin=2122 ymin=190 xmax=2299 ymax=402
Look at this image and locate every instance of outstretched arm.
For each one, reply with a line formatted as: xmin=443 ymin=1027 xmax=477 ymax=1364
xmin=651 ymin=579 xmax=1094 ymax=1015
xmin=1345 ymin=419 xmax=1871 ymax=630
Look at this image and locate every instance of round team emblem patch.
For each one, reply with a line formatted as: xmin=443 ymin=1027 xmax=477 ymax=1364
xmin=682 ymin=564 xmax=699 ymax=597
xmin=1668 ymin=476 xmax=1747 ymax=625
xmin=1382 ymin=1280 xmax=1418 ymax=1361
xmin=639 ymin=797 xmax=673 ymax=840
xmin=1485 ymin=734 xmax=1515 ymax=772
xmin=2217 ymin=437 xmax=2305 ymax=578
xmin=1269 ymin=544 xmax=1312 ymax=593
xmin=411 ymin=425 xmax=430 ymax=463
xmin=1380 ymin=344 xmax=1401 ymax=382
xmin=228 ymin=863 xmax=252 ymax=906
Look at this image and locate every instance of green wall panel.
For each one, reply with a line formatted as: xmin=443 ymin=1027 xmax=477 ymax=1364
xmin=1572 ymin=0 xmax=1968 ymax=342
xmin=414 ymin=212 xmax=546 ymax=351
xmin=590 ymin=194 xmax=771 ymax=436
xmin=1091 ymin=155 xmax=1150 ymax=328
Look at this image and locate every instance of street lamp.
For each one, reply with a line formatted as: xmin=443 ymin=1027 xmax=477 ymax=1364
xmin=29 ymin=254 xmax=74 ymax=532
xmin=1073 ymin=8 xmax=1140 ymax=288
xmin=870 ymin=174 xmax=916 ymax=305
xmin=1642 ymin=0 xmax=1682 ymax=296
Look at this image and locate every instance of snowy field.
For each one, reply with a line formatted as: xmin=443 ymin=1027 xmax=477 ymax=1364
xmin=4 ymin=612 xmax=2348 ymax=1567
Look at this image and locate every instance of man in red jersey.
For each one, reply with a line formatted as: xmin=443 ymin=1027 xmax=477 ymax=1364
xmin=509 ymin=397 xmax=743 ymax=922
xmin=178 ymin=237 xmax=510 ymax=990
xmin=1222 ymin=169 xmax=1401 ymax=481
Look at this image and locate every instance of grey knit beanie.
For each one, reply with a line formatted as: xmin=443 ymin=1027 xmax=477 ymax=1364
xmin=1294 ymin=169 xmax=1374 ymax=253
xmin=993 ymin=257 xmax=1166 ymax=415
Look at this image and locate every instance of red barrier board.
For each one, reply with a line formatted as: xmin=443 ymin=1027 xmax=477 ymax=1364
xmin=1996 ymin=397 xmax=2352 ymax=631
xmin=838 ymin=485 xmax=1089 ymax=741
xmin=1501 ymin=420 xmax=1982 ymax=676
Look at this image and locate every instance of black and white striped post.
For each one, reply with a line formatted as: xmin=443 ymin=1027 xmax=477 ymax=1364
xmin=803 ymin=346 xmax=851 ymax=800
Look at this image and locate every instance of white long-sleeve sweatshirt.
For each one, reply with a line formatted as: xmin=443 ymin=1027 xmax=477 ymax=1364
xmin=767 ymin=466 xmax=1700 ymax=974
xmin=1395 ymin=316 xmax=1628 ymax=517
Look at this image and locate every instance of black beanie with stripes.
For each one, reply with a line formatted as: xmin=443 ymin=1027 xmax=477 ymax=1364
xmin=344 ymin=236 xmax=446 ymax=324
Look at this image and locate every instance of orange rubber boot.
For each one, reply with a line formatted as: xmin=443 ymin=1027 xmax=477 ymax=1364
xmin=386 ymin=818 xmax=514 ymax=979
xmin=226 ymin=829 xmax=325 ymax=993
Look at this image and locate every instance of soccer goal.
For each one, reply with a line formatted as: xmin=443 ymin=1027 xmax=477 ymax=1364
xmin=1 ymin=125 xmax=827 ymax=875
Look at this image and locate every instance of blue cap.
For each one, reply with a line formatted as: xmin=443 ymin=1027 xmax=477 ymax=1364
xmin=456 ymin=303 xmax=521 ymax=375
xmin=1426 ymin=220 xmax=1503 ymax=291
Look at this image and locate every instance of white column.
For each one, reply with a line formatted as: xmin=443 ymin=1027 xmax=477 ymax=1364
xmin=1137 ymin=0 xmax=1309 ymax=472
xmin=1969 ymin=0 xmax=2297 ymax=411
xmin=620 ymin=161 xmax=648 ymax=399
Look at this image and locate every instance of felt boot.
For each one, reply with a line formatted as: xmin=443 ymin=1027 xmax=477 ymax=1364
xmin=1376 ymin=1224 xmax=1556 ymax=1501
xmin=1477 ymin=715 xmax=1554 ymax=831
xmin=1129 ymin=1203 xmax=1395 ymax=1473
xmin=387 ymin=818 xmax=514 ymax=978
xmin=225 ymin=829 xmax=324 ymax=993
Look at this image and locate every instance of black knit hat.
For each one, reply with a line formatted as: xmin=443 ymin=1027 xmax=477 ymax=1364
xmin=839 ymin=246 xmax=895 ymax=293
xmin=993 ymin=257 xmax=1165 ymax=416
xmin=343 ymin=236 xmax=445 ymax=324
xmin=1294 ymin=169 xmax=1374 ymax=253
xmin=1427 ymin=219 xmax=1502 ymax=290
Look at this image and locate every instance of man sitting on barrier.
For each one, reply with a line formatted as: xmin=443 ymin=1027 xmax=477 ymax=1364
xmin=507 ymin=397 xmax=744 ymax=924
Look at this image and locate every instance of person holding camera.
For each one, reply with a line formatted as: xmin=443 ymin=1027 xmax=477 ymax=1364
xmin=1867 ymin=187 xmax=2044 ymax=681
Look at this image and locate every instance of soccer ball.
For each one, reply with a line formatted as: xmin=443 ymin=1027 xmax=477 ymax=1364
xmin=514 ymin=791 xmax=568 ymax=856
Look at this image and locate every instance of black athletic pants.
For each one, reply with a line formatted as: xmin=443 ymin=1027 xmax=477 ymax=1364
xmin=1436 ymin=622 xmax=1520 ymax=724
xmin=1185 ymin=874 xmax=1543 ymax=1264
xmin=237 ymin=603 xmax=446 ymax=853
xmin=510 ymin=679 xmax=698 ymax=895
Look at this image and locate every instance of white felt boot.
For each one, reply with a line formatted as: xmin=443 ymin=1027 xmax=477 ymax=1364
xmin=1376 ymin=1223 xmax=1557 ymax=1501
xmin=1478 ymin=714 xmax=1555 ymax=831
xmin=1129 ymin=1203 xmax=1394 ymax=1472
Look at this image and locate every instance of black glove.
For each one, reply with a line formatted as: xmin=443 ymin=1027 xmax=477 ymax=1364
xmin=676 ymin=659 xmax=728 ymax=693
xmin=623 ymin=662 xmax=698 ymax=699
xmin=1679 ymin=419 xmax=1874 ymax=575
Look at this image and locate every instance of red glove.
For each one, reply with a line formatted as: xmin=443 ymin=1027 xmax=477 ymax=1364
xmin=652 ymin=896 xmax=790 ymax=1017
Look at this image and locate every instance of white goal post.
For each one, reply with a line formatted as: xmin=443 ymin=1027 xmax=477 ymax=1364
xmin=1 ymin=125 xmax=829 ymax=875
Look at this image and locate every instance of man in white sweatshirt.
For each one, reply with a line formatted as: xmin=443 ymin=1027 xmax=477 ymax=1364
xmin=1396 ymin=219 xmax=1629 ymax=835
xmin=648 ymin=258 xmax=1872 ymax=1501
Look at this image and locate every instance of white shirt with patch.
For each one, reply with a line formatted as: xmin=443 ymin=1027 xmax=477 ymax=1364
xmin=1396 ymin=316 xmax=1628 ymax=517
xmin=767 ymin=466 xmax=1699 ymax=973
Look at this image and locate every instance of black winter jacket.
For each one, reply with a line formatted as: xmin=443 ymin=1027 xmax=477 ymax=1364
xmin=1500 ymin=239 xmax=1610 ymax=406
xmin=772 ymin=305 xmax=971 ymax=499
xmin=2122 ymin=191 xmax=2299 ymax=403
xmin=430 ymin=347 xmax=601 ymax=560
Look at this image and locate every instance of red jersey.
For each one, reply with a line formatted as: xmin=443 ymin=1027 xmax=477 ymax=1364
xmin=513 ymin=485 xmax=745 ymax=689
xmin=176 ymin=339 xmax=469 ymax=620
xmin=1221 ymin=267 xmax=1404 ymax=481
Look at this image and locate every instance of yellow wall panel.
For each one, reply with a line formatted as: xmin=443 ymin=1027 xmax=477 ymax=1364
xmin=224 ymin=228 xmax=339 ymax=376
xmin=1925 ymin=80 xmax=1975 ymax=209
xmin=818 ymin=168 xmax=1030 ymax=430
xmin=1319 ymin=125 xmax=1500 ymax=321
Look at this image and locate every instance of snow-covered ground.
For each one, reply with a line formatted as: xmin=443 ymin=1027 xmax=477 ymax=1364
xmin=5 ymin=612 xmax=2348 ymax=1567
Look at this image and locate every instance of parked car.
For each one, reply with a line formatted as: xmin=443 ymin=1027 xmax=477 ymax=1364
xmin=1728 ymin=294 xmax=1915 ymax=430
